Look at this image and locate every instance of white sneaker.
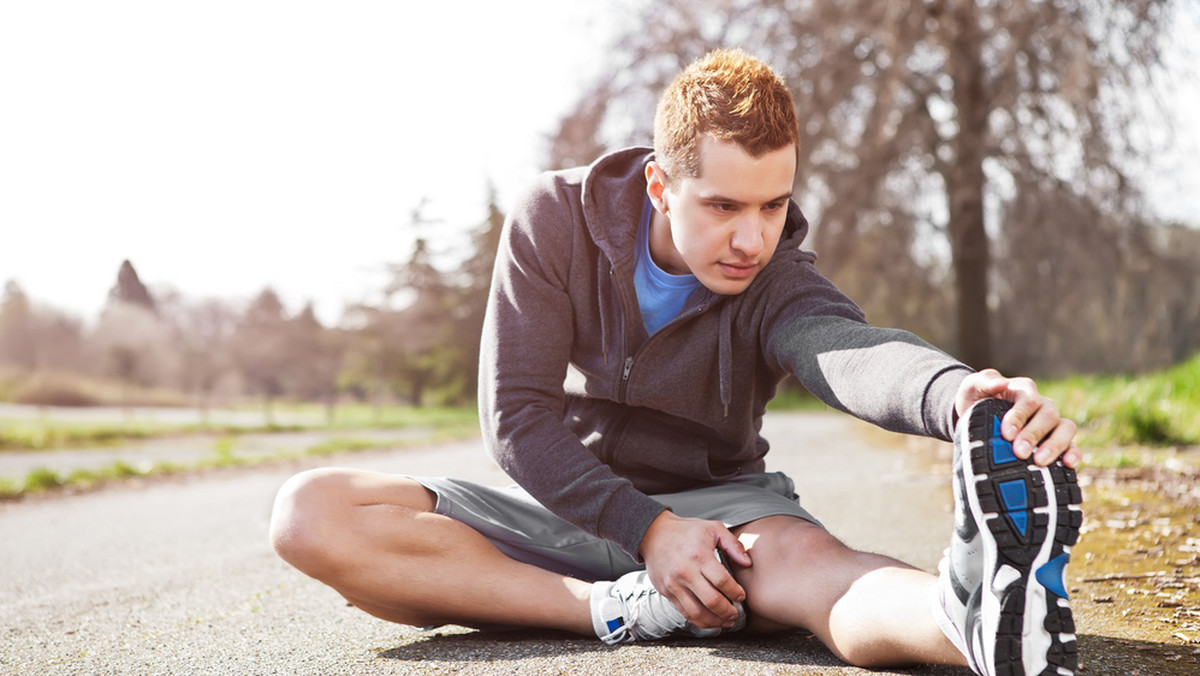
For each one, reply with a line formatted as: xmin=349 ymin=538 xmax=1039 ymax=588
xmin=937 ymin=398 xmax=1082 ymax=675
xmin=590 ymin=570 xmax=745 ymax=645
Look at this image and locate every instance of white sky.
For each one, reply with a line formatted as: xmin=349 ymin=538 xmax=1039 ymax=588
xmin=0 ymin=0 xmax=616 ymax=325
xmin=1 ymin=1 xmax=1197 ymax=327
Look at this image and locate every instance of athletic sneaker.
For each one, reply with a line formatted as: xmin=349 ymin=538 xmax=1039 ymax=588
xmin=937 ymin=398 xmax=1083 ymax=675
xmin=590 ymin=570 xmax=746 ymax=645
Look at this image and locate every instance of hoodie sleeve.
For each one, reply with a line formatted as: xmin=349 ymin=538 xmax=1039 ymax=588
xmin=477 ymin=173 xmax=667 ymax=560
xmin=759 ymin=255 xmax=972 ymax=441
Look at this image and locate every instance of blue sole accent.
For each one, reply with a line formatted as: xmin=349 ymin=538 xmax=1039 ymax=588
xmin=1007 ymin=510 xmax=1029 ymax=535
xmin=998 ymin=478 xmax=1030 ymax=535
xmin=990 ymin=416 xmax=1018 ymax=465
xmin=998 ymin=479 xmax=1028 ymax=510
xmin=1036 ymin=553 xmax=1071 ymax=599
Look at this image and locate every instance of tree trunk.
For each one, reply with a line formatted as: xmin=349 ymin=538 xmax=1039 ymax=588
xmin=944 ymin=2 xmax=992 ymax=369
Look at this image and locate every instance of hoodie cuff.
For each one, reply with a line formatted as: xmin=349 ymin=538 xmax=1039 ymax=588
xmin=923 ymin=365 xmax=974 ymax=441
xmin=595 ymin=483 xmax=670 ymax=563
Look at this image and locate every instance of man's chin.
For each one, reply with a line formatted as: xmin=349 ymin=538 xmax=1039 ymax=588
xmin=698 ymin=274 xmax=756 ymax=296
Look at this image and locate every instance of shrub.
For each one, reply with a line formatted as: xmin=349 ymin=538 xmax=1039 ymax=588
xmin=13 ymin=372 xmax=101 ymax=407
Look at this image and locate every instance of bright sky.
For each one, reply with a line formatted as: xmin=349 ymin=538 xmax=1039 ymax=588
xmin=0 ymin=0 xmax=616 ymax=325
xmin=2 ymin=1 xmax=1197 ymax=327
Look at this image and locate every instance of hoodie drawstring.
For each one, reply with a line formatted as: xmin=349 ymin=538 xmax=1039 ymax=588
xmin=601 ymin=266 xmax=613 ymax=366
xmin=718 ymin=302 xmax=733 ymax=417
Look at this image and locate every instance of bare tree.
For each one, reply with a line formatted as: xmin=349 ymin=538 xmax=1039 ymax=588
xmin=550 ymin=0 xmax=1184 ymax=370
xmin=286 ymin=303 xmax=345 ymax=422
xmin=231 ymin=288 xmax=291 ymax=424
xmin=91 ymin=301 xmax=179 ymax=399
xmin=0 ymin=281 xmax=86 ymax=375
xmin=157 ymin=291 xmax=239 ymax=420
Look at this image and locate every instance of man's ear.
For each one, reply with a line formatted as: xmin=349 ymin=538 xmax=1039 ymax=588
xmin=645 ymin=161 xmax=669 ymax=215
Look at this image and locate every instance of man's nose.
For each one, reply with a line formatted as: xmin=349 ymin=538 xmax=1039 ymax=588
xmin=730 ymin=215 xmax=765 ymax=257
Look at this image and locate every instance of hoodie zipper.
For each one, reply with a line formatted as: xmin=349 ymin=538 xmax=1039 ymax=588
xmin=617 ymin=301 xmax=712 ymax=403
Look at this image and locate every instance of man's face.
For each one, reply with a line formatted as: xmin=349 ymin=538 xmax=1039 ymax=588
xmin=647 ymin=136 xmax=797 ymax=295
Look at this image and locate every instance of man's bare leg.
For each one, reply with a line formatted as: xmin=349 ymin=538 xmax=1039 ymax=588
xmin=731 ymin=515 xmax=967 ymax=668
xmin=269 ymin=468 xmax=593 ymax=634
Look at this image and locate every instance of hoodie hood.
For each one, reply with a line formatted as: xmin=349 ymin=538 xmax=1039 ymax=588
xmin=580 ymin=146 xmax=815 ymax=414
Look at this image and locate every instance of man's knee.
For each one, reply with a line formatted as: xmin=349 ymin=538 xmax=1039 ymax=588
xmin=269 ymin=468 xmax=436 ymax=574
xmin=735 ymin=516 xmax=849 ymax=571
xmin=269 ymin=468 xmax=350 ymax=571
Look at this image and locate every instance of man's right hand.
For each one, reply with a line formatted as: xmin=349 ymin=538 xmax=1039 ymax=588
xmin=638 ymin=510 xmax=752 ymax=629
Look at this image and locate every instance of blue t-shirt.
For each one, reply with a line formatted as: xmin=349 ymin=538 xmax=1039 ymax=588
xmin=634 ymin=197 xmax=700 ymax=334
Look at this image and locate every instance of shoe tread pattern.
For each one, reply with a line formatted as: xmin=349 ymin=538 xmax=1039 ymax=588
xmin=968 ymin=399 xmax=1081 ymax=675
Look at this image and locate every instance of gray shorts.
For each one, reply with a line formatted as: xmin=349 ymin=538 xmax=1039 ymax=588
xmin=412 ymin=471 xmax=823 ymax=582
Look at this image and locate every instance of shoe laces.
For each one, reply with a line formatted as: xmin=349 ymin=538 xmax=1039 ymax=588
xmin=617 ymin=586 xmax=688 ymax=640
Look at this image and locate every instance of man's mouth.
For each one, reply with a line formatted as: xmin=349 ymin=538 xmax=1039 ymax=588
xmin=717 ymin=261 xmax=758 ymax=279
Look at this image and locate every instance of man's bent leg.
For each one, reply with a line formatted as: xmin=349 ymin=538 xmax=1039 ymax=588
xmin=269 ymin=468 xmax=593 ymax=634
xmin=731 ymin=516 xmax=967 ymax=668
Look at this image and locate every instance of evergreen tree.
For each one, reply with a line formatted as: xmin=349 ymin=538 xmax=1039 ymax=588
xmin=0 ymin=281 xmax=36 ymax=370
xmin=108 ymin=260 xmax=157 ymax=315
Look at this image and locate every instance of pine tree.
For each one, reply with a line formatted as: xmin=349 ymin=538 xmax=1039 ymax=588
xmin=108 ymin=260 xmax=157 ymax=315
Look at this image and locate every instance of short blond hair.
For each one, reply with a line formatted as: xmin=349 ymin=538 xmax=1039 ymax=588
xmin=653 ymin=49 xmax=799 ymax=184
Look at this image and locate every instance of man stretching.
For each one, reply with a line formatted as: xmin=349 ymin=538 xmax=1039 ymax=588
xmin=270 ymin=49 xmax=1082 ymax=675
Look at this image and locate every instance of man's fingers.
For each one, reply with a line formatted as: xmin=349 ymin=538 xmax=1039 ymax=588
xmin=955 ymin=369 xmax=1082 ymax=470
xmin=662 ymin=575 xmax=729 ymax=629
xmin=716 ymin=530 xmax=752 ymax=569
xmin=1032 ymin=417 xmax=1078 ymax=467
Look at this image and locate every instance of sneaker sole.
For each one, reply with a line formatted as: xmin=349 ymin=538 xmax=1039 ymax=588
xmin=959 ymin=399 xmax=1082 ymax=675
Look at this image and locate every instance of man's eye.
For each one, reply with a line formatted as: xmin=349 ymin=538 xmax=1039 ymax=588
xmin=712 ymin=203 xmax=736 ymax=212
xmin=765 ymin=201 xmax=786 ymax=211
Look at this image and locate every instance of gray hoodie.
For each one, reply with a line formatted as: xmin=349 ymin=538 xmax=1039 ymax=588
xmin=479 ymin=147 xmax=972 ymax=559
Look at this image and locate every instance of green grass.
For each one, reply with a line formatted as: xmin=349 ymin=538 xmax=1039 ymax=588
xmin=0 ymin=425 xmax=480 ymax=500
xmin=0 ymin=420 xmax=166 ymax=450
xmin=1040 ymin=351 xmax=1200 ymax=449
xmin=0 ymin=403 xmax=478 ymax=452
xmin=765 ymin=353 xmax=1200 ymax=451
xmin=765 ymin=386 xmax=830 ymax=412
xmin=288 ymin=402 xmax=481 ymax=430
xmin=0 ymin=401 xmax=481 ymax=499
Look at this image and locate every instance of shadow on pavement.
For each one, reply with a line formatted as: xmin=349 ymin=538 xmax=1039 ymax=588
xmin=375 ymin=628 xmax=973 ymax=674
xmin=376 ymin=628 xmax=602 ymax=663
xmin=1076 ymin=633 xmax=1200 ymax=675
xmin=375 ymin=629 xmax=1200 ymax=674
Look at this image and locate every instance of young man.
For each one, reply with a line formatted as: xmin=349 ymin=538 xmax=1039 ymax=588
xmin=270 ymin=49 xmax=1083 ymax=675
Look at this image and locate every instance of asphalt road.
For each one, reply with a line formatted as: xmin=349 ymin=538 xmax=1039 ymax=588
xmin=1 ymin=412 xmax=972 ymax=676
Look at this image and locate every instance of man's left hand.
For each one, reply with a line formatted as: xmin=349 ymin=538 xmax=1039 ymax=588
xmin=955 ymin=368 xmax=1082 ymax=469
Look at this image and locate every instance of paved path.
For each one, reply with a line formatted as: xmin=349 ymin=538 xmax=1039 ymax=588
xmin=1 ymin=412 xmax=970 ymax=675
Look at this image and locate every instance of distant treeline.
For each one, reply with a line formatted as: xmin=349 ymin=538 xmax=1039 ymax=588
xmin=0 ymin=197 xmax=503 ymax=415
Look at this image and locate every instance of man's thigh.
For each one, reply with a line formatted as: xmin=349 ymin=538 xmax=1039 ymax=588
xmin=412 ymin=471 xmax=824 ymax=582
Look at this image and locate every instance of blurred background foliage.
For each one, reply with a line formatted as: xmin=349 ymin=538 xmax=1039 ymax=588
xmin=1 ymin=0 xmax=1197 ymax=431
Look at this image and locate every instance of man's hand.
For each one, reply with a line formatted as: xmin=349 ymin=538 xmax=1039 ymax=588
xmin=638 ymin=510 xmax=751 ymax=629
xmin=955 ymin=368 xmax=1082 ymax=469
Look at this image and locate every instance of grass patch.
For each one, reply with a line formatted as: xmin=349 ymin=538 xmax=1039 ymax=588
xmin=0 ymin=421 xmax=173 ymax=451
xmin=763 ymin=352 xmax=1200 ymax=452
xmin=0 ymin=421 xmax=307 ymax=451
xmin=765 ymin=386 xmax=829 ymax=412
xmin=0 ymin=419 xmax=480 ymax=500
xmin=23 ymin=466 xmax=66 ymax=492
xmin=0 ymin=403 xmax=476 ymax=452
xmin=290 ymin=402 xmax=481 ymax=431
xmin=1041 ymin=351 xmax=1200 ymax=449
